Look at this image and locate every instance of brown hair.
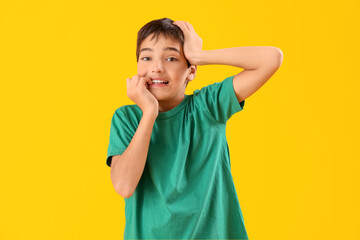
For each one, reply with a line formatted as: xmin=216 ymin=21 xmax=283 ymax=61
xmin=136 ymin=18 xmax=191 ymax=69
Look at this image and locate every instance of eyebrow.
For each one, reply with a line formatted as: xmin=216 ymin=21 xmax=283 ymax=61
xmin=139 ymin=47 xmax=180 ymax=54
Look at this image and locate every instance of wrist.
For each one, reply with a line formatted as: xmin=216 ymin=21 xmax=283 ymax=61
xmin=189 ymin=50 xmax=204 ymax=65
xmin=142 ymin=109 xmax=158 ymax=119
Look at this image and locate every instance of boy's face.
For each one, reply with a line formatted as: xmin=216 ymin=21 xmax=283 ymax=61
xmin=137 ymin=33 xmax=196 ymax=102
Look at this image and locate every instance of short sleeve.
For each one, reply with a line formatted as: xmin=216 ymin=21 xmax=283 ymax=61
xmin=194 ymin=75 xmax=245 ymax=123
xmin=106 ymin=109 xmax=134 ymax=167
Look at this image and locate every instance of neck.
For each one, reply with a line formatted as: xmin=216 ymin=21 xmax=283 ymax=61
xmin=158 ymin=94 xmax=185 ymax=113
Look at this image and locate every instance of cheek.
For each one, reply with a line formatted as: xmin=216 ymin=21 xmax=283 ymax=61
xmin=171 ymin=64 xmax=186 ymax=74
xmin=137 ymin=64 xmax=146 ymax=75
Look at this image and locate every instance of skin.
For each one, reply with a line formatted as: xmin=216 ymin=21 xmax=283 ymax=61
xmin=135 ymin=33 xmax=197 ymax=113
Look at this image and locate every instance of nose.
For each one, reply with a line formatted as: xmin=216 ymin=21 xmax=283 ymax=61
xmin=151 ymin=59 xmax=164 ymax=73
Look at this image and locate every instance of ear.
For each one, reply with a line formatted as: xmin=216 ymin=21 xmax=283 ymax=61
xmin=187 ymin=65 xmax=197 ymax=82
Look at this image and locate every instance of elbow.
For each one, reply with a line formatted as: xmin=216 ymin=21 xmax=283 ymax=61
xmin=113 ymin=179 xmax=135 ymax=198
xmin=113 ymin=180 xmax=134 ymax=198
xmin=272 ymin=47 xmax=283 ymax=67
xmin=260 ymin=47 xmax=283 ymax=70
xmin=115 ymin=187 xmax=133 ymax=198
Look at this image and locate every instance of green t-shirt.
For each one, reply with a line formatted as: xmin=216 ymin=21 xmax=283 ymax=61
xmin=107 ymin=75 xmax=249 ymax=240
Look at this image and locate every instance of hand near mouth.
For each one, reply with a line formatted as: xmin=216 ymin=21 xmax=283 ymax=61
xmin=126 ymin=75 xmax=159 ymax=116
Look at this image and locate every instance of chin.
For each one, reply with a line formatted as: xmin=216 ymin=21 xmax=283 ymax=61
xmin=150 ymin=91 xmax=167 ymax=101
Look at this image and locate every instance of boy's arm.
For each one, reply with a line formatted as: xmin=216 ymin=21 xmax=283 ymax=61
xmin=172 ymin=20 xmax=283 ymax=103
xmin=110 ymin=111 xmax=157 ymax=198
xmin=190 ymin=47 xmax=283 ymax=102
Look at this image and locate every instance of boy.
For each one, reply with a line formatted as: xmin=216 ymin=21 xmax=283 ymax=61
xmin=106 ymin=18 xmax=283 ymax=239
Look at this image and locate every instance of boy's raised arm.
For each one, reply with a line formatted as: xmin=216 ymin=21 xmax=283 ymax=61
xmin=172 ymin=21 xmax=283 ymax=102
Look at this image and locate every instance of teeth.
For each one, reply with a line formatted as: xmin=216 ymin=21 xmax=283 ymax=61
xmin=152 ymin=80 xmax=168 ymax=84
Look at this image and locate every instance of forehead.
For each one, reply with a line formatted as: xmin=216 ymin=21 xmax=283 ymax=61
xmin=139 ymin=33 xmax=182 ymax=54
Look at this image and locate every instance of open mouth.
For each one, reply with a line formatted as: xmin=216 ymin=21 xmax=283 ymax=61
xmin=150 ymin=79 xmax=169 ymax=86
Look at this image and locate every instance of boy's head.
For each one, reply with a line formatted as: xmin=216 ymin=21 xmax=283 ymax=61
xmin=136 ymin=18 xmax=197 ymax=102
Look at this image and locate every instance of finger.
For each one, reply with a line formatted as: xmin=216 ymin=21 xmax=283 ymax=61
xmin=184 ymin=22 xmax=194 ymax=32
xmin=133 ymin=75 xmax=140 ymax=87
xmin=146 ymin=76 xmax=153 ymax=86
xmin=173 ymin=21 xmax=189 ymax=32
xmin=129 ymin=75 xmax=137 ymax=89
xmin=182 ymin=21 xmax=191 ymax=32
xmin=129 ymin=76 xmax=134 ymax=89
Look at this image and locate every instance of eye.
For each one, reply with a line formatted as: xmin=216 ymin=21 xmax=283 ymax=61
xmin=141 ymin=57 xmax=150 ymax=61
xmin=167 ymin=57 xmax=178 ymax=62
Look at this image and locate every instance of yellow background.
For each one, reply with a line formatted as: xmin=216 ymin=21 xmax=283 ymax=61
xmin=1 ymin=0 xmax=359 ymax=239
